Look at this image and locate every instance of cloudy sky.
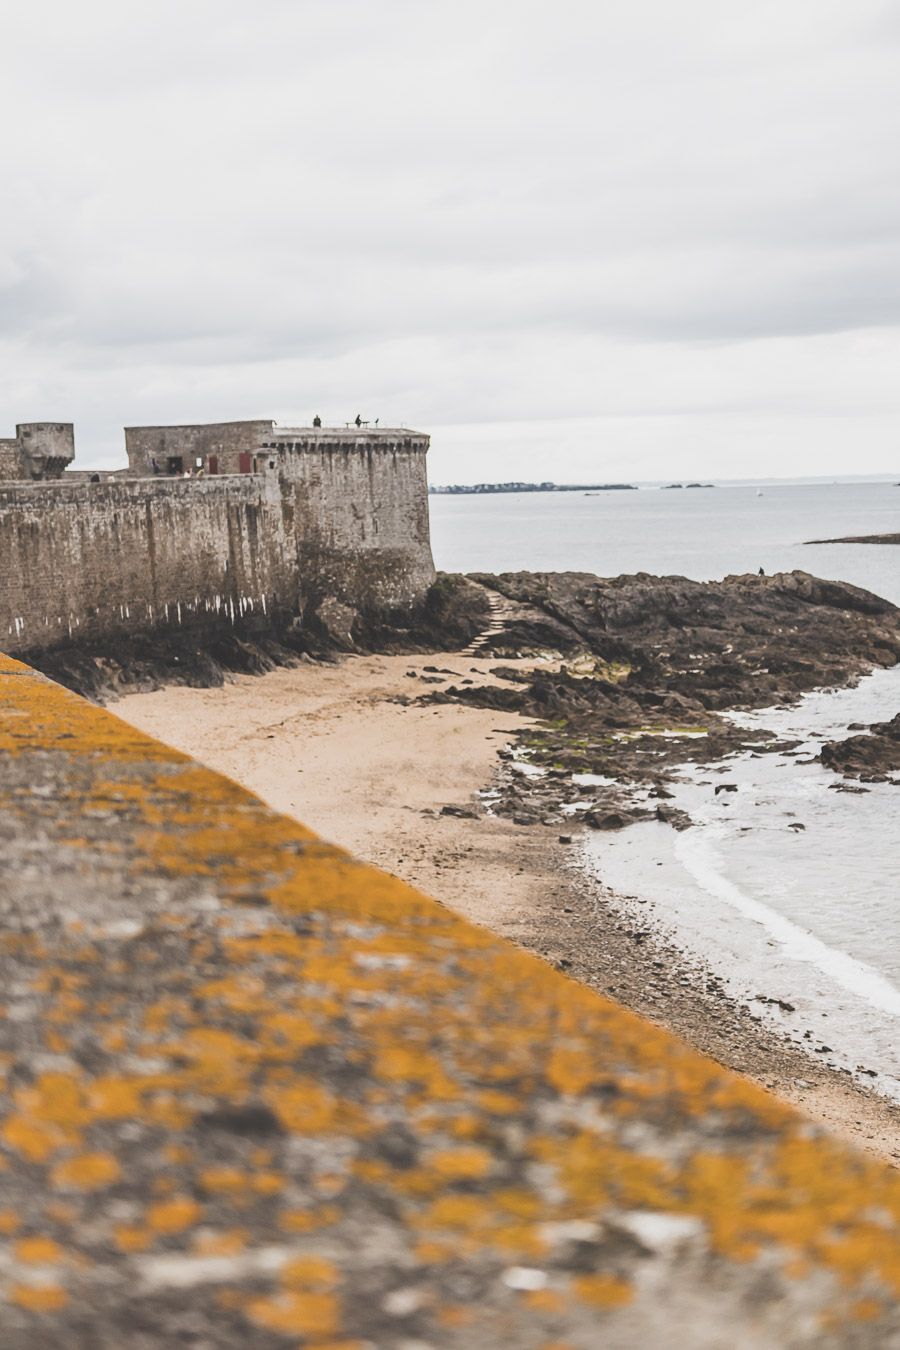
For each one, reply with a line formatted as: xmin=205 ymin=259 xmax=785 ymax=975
xmin=2 ymin=0 xmax=899 ymax=481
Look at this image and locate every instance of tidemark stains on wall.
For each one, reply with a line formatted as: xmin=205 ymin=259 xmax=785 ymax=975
xmin=0 ymin=476 xmax=287 ymax=653
xmin=0 ymin=433 xmax=435 ymax=655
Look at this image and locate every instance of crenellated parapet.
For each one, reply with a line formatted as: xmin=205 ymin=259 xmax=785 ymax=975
xmin=0 ymin=422 xmax=75 ymax=481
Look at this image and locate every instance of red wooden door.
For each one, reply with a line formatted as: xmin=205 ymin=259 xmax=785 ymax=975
xmin=238 ymin=452 xmax=252 ymax=474
xmin=208 ymin=455 xmax=219 ymax=475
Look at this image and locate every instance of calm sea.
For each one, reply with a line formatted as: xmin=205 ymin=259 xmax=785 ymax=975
xmin=429 ymin=480 xmax=900 ymax=604
xmin=430 ymin=482 xmax=900 ymax=1096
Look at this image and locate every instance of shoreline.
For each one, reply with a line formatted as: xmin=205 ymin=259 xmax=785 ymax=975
xmin=114 ymin=648 xmax=900 ymax=1165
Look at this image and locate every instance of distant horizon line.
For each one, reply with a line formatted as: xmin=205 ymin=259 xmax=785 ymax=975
xmin=428 ymin=473 xmax=900 ymax=491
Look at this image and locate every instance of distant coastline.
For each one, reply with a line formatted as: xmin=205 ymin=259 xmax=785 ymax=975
xmin=429 ymin=480 xmax=636 ymax=495
xmin=805 ymin=533 xmax=900 ymax=546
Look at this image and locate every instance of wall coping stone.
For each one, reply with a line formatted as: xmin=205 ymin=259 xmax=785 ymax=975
xmin=1 ymin=657 xmax=899 ymax=1346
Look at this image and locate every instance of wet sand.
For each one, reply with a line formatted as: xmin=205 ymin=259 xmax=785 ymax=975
xmin=115 ymin=651 xmax=900 ymax=1164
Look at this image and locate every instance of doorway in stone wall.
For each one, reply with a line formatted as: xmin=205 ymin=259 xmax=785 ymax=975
xmin=167 ymin=456 xmax=184 ymax=475
xmin=239 ymin=452 xmax=252 ymax=473
xmin=208 ymin=455 xmax=219 ymax=475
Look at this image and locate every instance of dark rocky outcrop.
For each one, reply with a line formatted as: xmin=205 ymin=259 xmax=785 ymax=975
xmin=422 ymin=570 xmax=900 ymax=823
xmin=805 ymin=533 xmax=900 ymax=545
xmin=820 ymin=714 xmax=900 ymax=782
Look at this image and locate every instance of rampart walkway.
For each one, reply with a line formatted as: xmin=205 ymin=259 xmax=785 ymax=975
xmin=1 ymin=653 xmax=900 ymax=1347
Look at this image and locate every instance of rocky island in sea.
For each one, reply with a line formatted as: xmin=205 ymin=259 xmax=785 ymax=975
xmin=806 ymin=532 xmax=900 ymax=544
xmin=429 ymin=480 xmax=637 ymax=493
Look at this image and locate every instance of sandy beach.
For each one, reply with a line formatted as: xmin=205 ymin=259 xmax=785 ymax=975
xmin=116 ymin=650 xmax=900 ymax=1164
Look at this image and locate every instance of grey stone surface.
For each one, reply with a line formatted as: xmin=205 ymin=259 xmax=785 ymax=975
xmin=1 ymin=657 xmax=900 ymax=1346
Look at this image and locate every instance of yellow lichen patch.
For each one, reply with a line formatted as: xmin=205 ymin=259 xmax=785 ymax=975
xmin=143 ymin=1095 xmax=195 ymax=1131
xmin=0 ymin=1210 xmax=21 ymax=1234
xmin=427 ymin=1147 xmax=493 ymax=1182
xmin=252 ymin=1172 xmax=284 ymax=1195
xmin=9 ymin=1282 xmax=69 ymax=1312
xmin=114 ymin=1225 xmax=151 ymax=1253
xmin=2 ymin=1115 xmax=68 ymax=1163
xmin=14 ymin=1236 xmax=66 ymax=1264
xmin=199 ymin=1167 xmax=249 ymax=1195
xmin=9 ymin=652 xmax=900 ymax=1342
xmin=260 ymin=1012 xmax=324 ymax=1055
xmin=278 ymin=1206 xmax=340 ymax=1233
xmin=572 ymin=1273 xmax=633 ymax=1308
xmin=477 ymin=1090 xmax=521 ymax=1115
xmin=525 ymin=1289 xmax=566 ymax=1313
xmin=415 ymin=1239 xmax=455 ymax=1264
xmin=51 ymin=1153 xmax=121 ymax=1192
xmin=86 ymin=1077 xmax=147 ymax=1120
xmin=437 ymin=1305 xmax=474 ymax=1327
xmin=245 ymin=1291 xmax=339 ymax=1337
xmin=196 ymin=975 xmax=268 ymax=1015
xmin=0 ymin=672 xmax=183 ymax=763
xmin=2 ymin=1071 xmax=88 ymax=1160
xmin=264 ymin=1080 xmax=346 ymax=1136
xmin=281 ymin=1255 xmax=340 ymax=1289
xmin=146 ymin=1197 xmax=201 ymax=1234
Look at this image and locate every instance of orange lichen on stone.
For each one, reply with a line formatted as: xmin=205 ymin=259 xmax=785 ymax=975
xmin=277 ymin=1206 xmax=340 ymax=1233
xmin=280 ymin=1255 xmax=340 ymax=1289
xmin=114 ymin=1225 xmax=151 ymax=1253
xmin=146 ymin=1197 xmax=201 ymax=1234
xmin=572 ymin=1273 xmax=634 ymax=1308
xmin=525 ymin=1290 xmax=566 ymax=1313
xmin=246 ymin=1291 xmax=339 ymax=1337
xmin=6 ymin=660 xmax=900 ymax=1342
xmin=51 ymin=1154 xmax=121 ymax=1191
xmin=10 ymin=1282 xmax=69 ymax=1312
xmin=14 ymin=1236 xmax=66 ymax=1264
xmin=199 ymin=1167 xmax=249 ymax=1195
xmin=427 ymin=1147 xmax=493 ymax=1181
xmin=87 ymin=1077 xmax=147 ymax=1120
xmin=3 ymin=1072 xmax=87 ymax=1160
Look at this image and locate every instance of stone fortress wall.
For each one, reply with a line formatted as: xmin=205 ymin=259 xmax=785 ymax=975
xmin=0 ymin=419 xmax=435 ymax=656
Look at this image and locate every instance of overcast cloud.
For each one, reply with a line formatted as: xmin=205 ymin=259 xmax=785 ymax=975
xmin=1 ymin=0 xmax=899 ymax=480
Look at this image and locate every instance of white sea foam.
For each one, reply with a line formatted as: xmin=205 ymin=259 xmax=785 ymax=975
xmin=674 ymin=828 xmax=900 ymax=1020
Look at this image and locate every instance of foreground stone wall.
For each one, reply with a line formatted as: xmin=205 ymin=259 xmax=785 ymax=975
xmin=0 ymin=447 xmax=435 ymax=655
xmin=2 ymin=655 xmax=900 ymax=1347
